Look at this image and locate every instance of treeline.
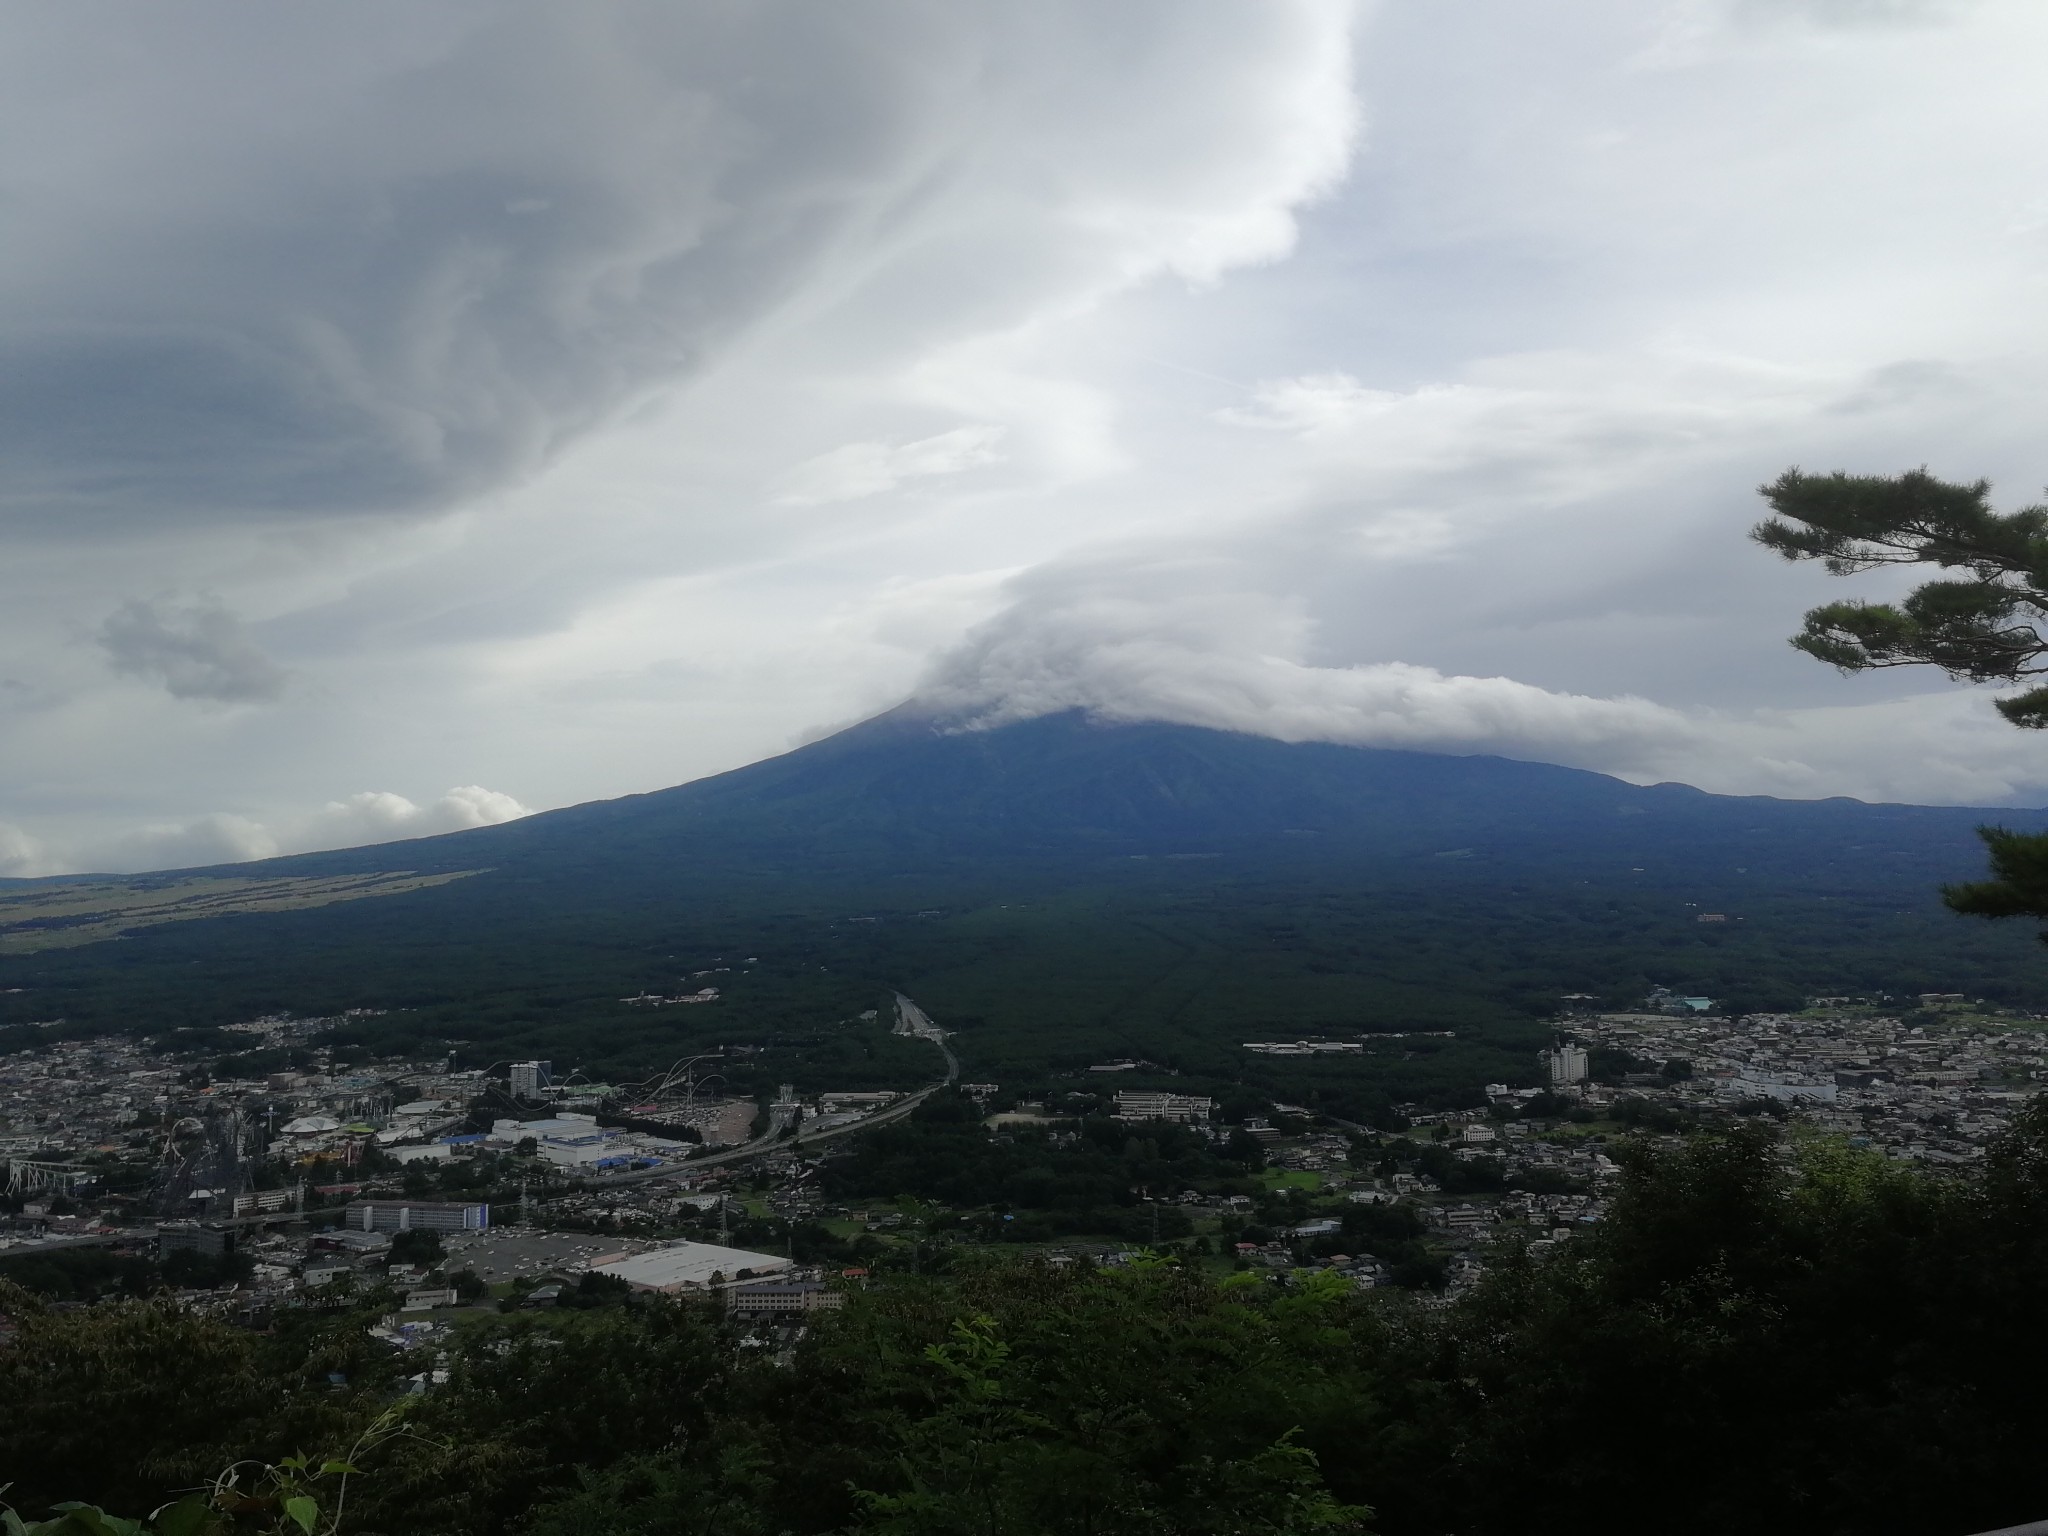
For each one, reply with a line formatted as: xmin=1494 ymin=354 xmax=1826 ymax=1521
xmin=13 ymin=1109 xmax=2048 ymax=1534
xmin=13 ymin=814 xmax=2048 ymax=1105
xmin=0 ymin=1241 xmax=249 ymax=1302
xmin=819 ymin=1097 xmax=1262 ymax=1240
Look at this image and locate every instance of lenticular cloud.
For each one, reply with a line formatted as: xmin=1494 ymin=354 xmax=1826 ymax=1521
xmin=917 ymin=593 xmax=1700 ymax=775
xmin=910 ymin=574 xmax=2048 ymax=808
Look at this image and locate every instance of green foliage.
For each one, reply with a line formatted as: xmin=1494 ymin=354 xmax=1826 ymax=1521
xmin=1753 ymin=465 xmax=2048 ymax=929
xmin=27 ymin=1107 xmax=2048 ymax=1536
xmin=1752 ymin=467 xmax=2048 ymax=692
xmin=352 ymin=1296 xmax=733 ymax=1536
xmin=3 ymin=1503 xmax=154 ymax=1536
xmin=1 ymin=1413 xmax=407 ymax=1536
xmin=385 ymin=1228 xmax=443 ymax=1267
xmin=1943 ymin=823 xmax=2048 ymax=928
xmin=1359 ymin=1116 xmax=2048 ymax=1535
xmin=0 ymin=1283 xmax=281 ymax=1515
xmin=824 ymin=1096 xmax=1255 ymax=1240
xmin=555 ymin=1271 xmax=631 ymax=1309
xmin=0 ymin=1247 xmax=161 ymax=1302
xmin=12 ymin=711 xmax=2048 ymax=1103
xmin=846 ymin=1311 xmax=1368 ymax=1535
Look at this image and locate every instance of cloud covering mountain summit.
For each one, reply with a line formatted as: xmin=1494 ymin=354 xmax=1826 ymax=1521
xmin=6 ymin=2 xmax=2048 ymax=867
xmin=917 ymin=579 xmax=1699 ymax=775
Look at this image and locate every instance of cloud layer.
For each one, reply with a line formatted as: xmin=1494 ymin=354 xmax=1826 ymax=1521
xmin=916 ymin=560 xmax=2048 ymax=809
xmin=0 ymin=2 xmax=1351 ymax=530
xmin=6 ymin=3 xmax=2048 ymax=872
xmin=918 ymin=578 xmax=1699 ymax=773
xmin=0 ymin=785 xmax=532 ymax=878
xmin=97 ymin=598 xmax=289 ymax=703
xmin=776 ymin=427 xmax=1008 ymax=507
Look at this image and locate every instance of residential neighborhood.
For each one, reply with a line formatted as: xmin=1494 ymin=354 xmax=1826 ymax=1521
xmin=8 ymin=989 xmax=2048 ymax=1334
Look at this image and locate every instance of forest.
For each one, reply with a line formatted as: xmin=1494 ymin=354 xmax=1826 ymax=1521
xmin=10 ymin=712 xmax=2048 ymax=1119
xmin=5 ymin=852 xmax=2040 ymax=1124
xmin=11 ymin=1107 xmax=2048 ymax=1536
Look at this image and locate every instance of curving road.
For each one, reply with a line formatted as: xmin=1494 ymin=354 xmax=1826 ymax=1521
xmin=589 ymin=993 xmax=955 ymax=1186
xmin=891 ymin=992 xmax=959 ymax=1084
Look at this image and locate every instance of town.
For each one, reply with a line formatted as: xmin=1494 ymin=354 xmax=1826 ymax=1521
xmin=7 ymin=983 xmax=2045 ymax=1338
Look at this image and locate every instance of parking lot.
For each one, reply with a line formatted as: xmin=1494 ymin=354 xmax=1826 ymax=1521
xmin=441 ymin=1229 xmax=654 ymax=1284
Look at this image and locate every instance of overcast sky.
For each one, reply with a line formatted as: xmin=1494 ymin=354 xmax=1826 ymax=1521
xmin=7 ymin=0 xmax=2048 ymax=875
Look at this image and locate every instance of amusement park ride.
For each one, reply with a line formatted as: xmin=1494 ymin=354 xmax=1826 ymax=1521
xmin=609 ymin=1052 xmax=738 ymax=1135
xmin=6 ymin=1157 xmax=91 ymax=1198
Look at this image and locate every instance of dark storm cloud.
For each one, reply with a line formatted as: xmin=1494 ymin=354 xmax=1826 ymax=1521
xmin=97 ymin=597 xmax=289 ymax=703
xmin=0 ymin=3 xmax=1017 ymax=528
xmin=14 ymin=0 xmax=2048 ymax=871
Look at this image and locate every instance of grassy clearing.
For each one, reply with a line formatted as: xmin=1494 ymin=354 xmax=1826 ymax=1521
xmin=0 ymin=870 xmax=475 ymax=953
xmin=1258 ymin=1169 xmax=1324 ymax=1192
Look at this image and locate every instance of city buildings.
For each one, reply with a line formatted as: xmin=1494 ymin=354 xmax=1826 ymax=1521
xmin=727 ymin=1280 xmax=843 ymax=1318
xmin=1543 ymin=1045 xmax=1589 ymax=1087
xmin=1113 ymin=1091 xmax=1215 ymax=1123
xmin=346 ymin=1200 xmax=489 ymax=1234
xmin=588 ymin=1239 xmax=789 ymax=1293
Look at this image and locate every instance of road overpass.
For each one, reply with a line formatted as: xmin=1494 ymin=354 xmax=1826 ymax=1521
xmin=589 ymin=992 xmax=956 ymax=1187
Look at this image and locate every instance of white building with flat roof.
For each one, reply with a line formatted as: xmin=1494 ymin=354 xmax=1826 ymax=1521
xmin=492 ymin=1113 xmax=625 ymax=1167
xmin=1113 ymin=1091 xmax=1214 ymax=1124
xmin=588 ymin=1240 xmax=790 ymax=1293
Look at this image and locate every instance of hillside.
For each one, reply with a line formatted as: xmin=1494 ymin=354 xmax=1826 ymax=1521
xmin=4 ymin=707 xmax=2047 ymax=1114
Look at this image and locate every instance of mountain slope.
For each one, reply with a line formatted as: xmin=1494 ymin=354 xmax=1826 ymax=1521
xmin=247 ymin=703 xmax=2044 ymax=881
xmin=3 ymin=709 xmax=2046 ymax=1109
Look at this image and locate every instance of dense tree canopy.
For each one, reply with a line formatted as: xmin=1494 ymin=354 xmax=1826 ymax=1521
xmin=15 ymin=1111 xmax=2048 ymax=1535
xmin=1756 ymin=466 xmax=2048 ymax=926
xmin=1754 ymin=468 xmax=2048 ymax=720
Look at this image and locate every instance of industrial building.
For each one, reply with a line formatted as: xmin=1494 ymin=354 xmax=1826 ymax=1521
xmin=727 ymin=1280 xmax=842 ymax=1318
xmin=1113 ymin=1091 xmax=1215 ymax=1123
xmin=587 ymin=1239 xmax=789 ymax=1293
xmin=345 ymin=1200 xmax=489 ymax=1234
xmin=490 ymin=1113 xmax=694 ymax=1169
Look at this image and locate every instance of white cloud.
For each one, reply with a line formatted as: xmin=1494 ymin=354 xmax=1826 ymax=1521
xmin=0 ymin=823 xmax=51 ymax=879
xmin=28 ymin=786 xmax=534 ymax=876
xmin=775 ymin=426 xmax=1006 ymax=507
xmin=915 ymin=569 xmax=2048 ymax=806
xmin=90 ymin=814 xmax=279 ymax=874
xmin=1694 ymin=691 xmax=2048 ymax=804
xmin=0 ymin=2 xmax=1372 ymax=858
xmin=917 ymin=580 xmax=1700 ymax=772
xmin=302 ymin=786 xmax=532 ymax=848
xmin=13 ymin=2 xmax=2048 ymax=859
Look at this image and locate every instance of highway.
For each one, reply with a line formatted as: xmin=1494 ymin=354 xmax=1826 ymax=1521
xmin=891 ymin=992 xmax=960 ymax=1083
xmin=4 ymin=998 xmax=962 ymax=1245
xmin=9 ymin=1002 xmax=953 ymax=1253
xmin=589 ymin=993 xmax=956 ymax=1186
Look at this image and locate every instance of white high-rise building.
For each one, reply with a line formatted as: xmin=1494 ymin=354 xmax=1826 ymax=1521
xmin=510 ymin=1060 xmax=552 ymax=1100
xmin=1543 ymin=1045 xmax=1589 ymax=1087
